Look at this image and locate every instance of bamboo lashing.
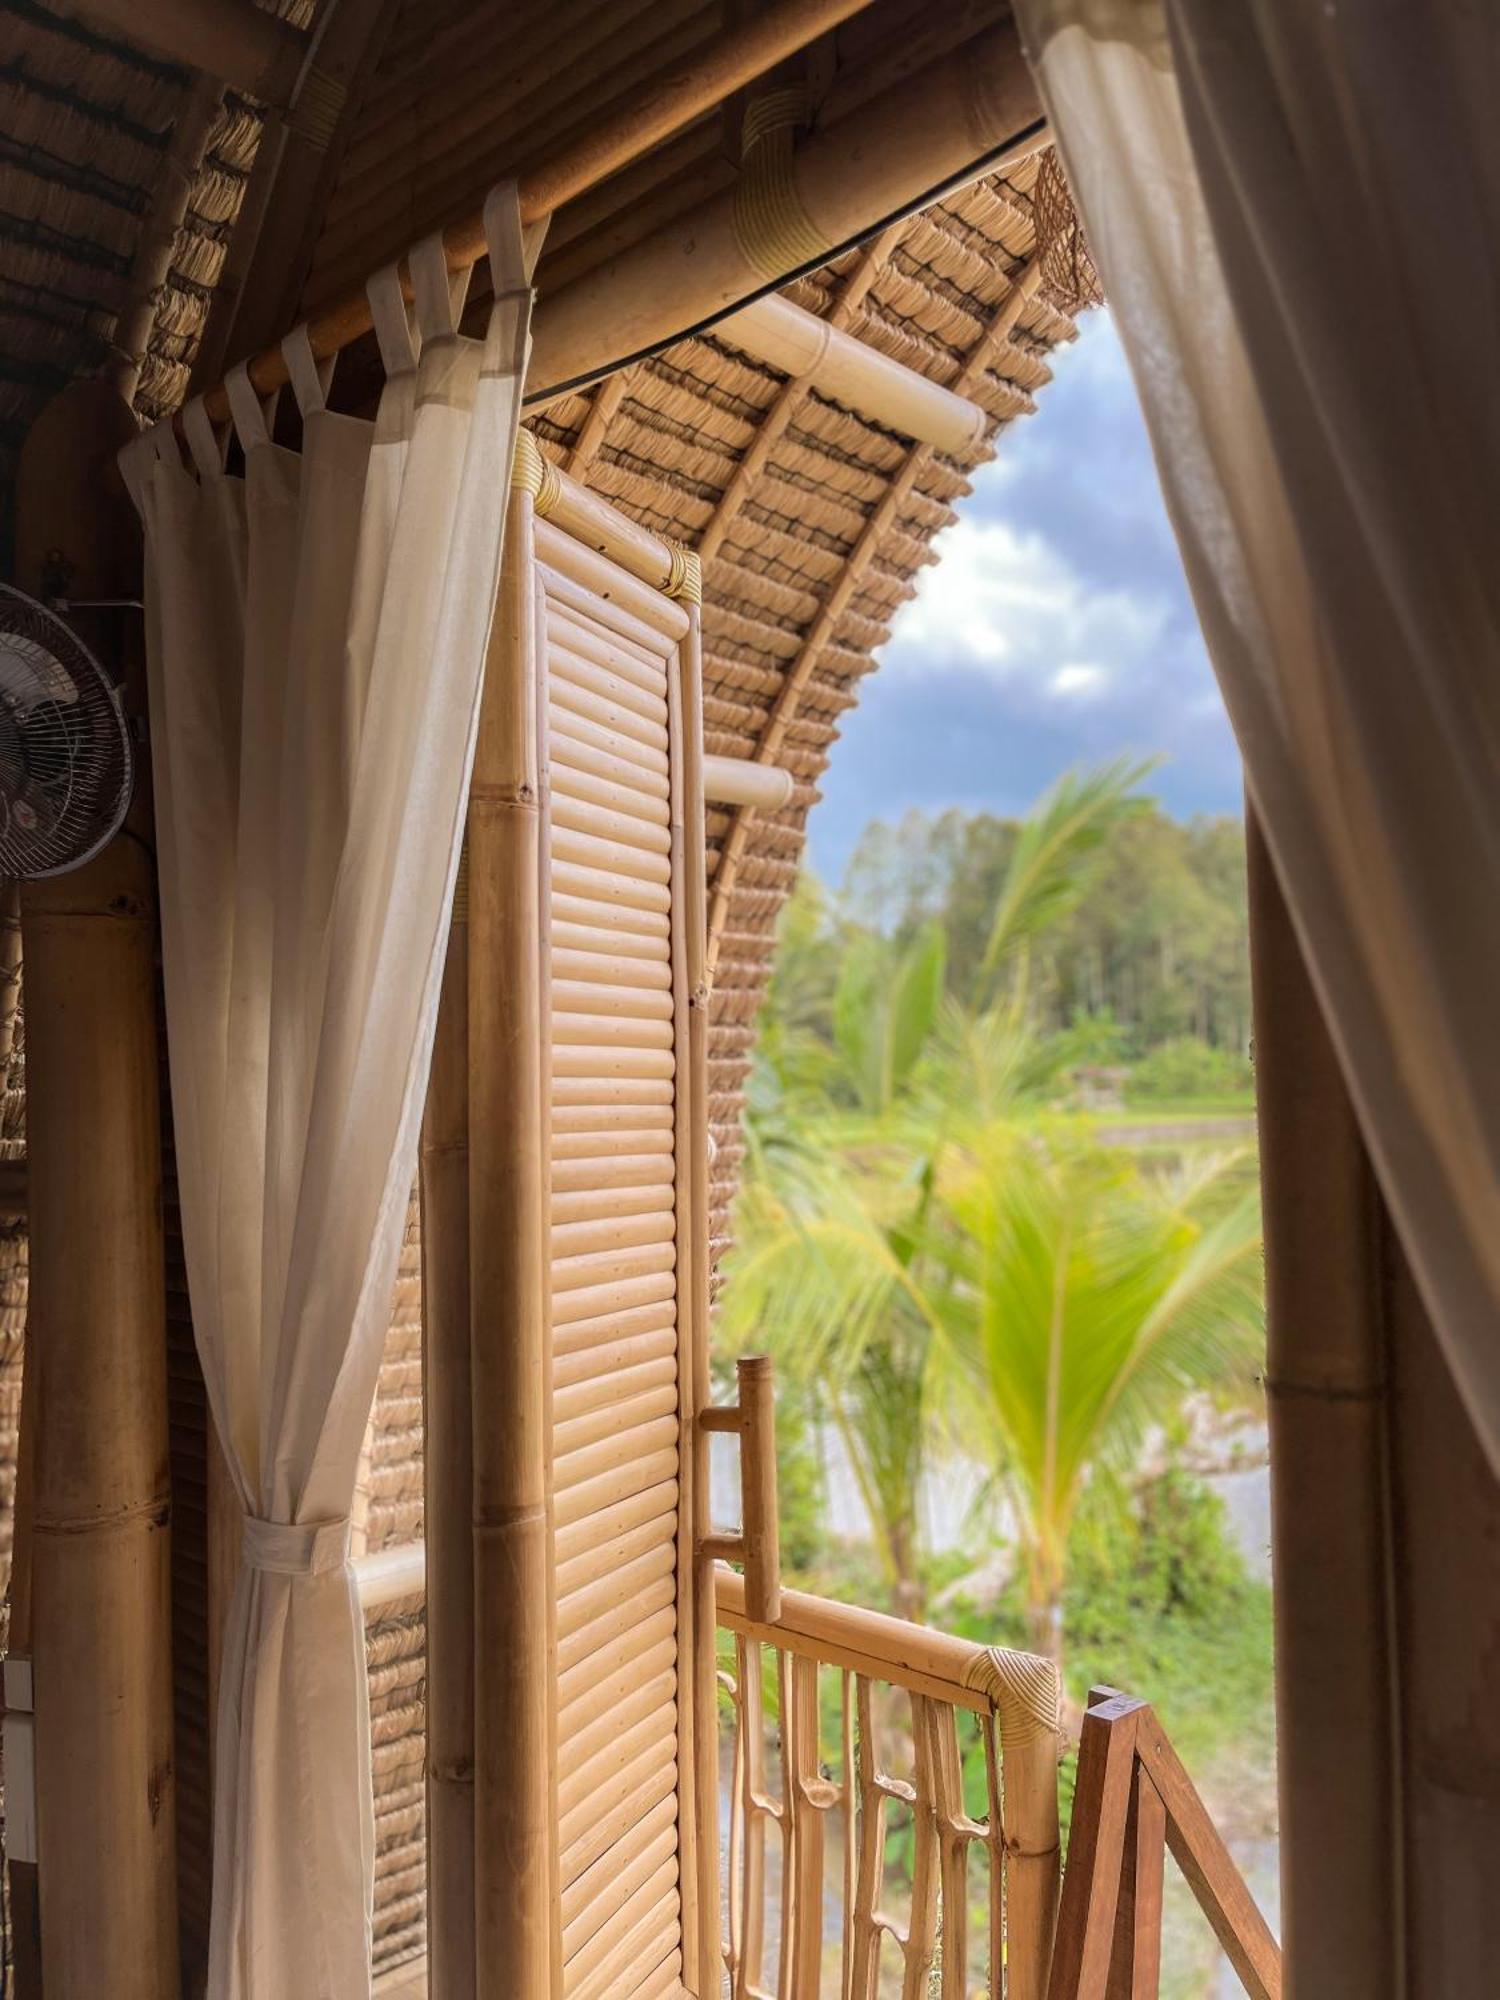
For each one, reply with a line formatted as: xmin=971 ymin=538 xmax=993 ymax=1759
xmin=186 ymin=0 xmax=882 ymax=430
xmin=705 ymin=250 xmax=1046 ymax=980
xmin=700 ymin=1354 xmax=782 ymax=1623
xmin=527 ymin=23 xmax=1042 ymax=396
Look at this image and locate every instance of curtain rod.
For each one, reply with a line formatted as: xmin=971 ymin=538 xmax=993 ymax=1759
xmin=187 ymin=0 xmax=878 ymax=430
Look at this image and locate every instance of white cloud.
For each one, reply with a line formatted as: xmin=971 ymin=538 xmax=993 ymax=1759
xmin=885 ymin=517 xmax=1171 ymax=709
xmin=1051 ymin=662 xmax=1108 ymax=699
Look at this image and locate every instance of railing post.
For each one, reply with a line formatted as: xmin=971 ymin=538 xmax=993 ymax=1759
xmin=700 ymin=1354 xmax=781 ymax=1621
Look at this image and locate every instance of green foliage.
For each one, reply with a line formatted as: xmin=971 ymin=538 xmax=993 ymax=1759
xmin=1126 ymin=1035 xmax=1255 ymax=1105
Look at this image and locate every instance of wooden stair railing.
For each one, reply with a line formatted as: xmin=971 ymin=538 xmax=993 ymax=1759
xmin=1047 ymin=1688 xmax=1282 ymax=2000
xmin=715 ymin=1566 xmax=1064 ymax=1999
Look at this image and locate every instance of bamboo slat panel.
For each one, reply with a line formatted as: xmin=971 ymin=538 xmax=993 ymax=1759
xmin=543 ymin=541 xmax=693 ymax=1999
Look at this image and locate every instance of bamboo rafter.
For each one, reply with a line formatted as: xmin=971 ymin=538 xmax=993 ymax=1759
xmin=703 ymin=247 xmax=1045 ymax=979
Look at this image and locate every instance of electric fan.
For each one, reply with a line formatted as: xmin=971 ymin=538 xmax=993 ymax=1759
xmin=0 ymin=582 xmax=133 ymax=877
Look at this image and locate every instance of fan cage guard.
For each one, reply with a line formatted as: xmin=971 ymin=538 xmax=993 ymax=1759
xmin=0 ymin=583 xmax=133 ymax=879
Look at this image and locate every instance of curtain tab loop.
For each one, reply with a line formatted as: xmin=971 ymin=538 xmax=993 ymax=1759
xmin=410 ymin=232 xmax=469 ymax=343
xmin=183 ymin=396 xmax=229 ymax=478
xmin=242 ymin=1515 xmax=351 ymax=1577
xmin=282 ymin=323 xmax=336 ymax=418
xmin=225 ymin=362 xmax=278 ymax=453
xmin=484 ymin=180 xmax=546 ymax=295
xmin=369 ymin=263 xmax=418 ymax=377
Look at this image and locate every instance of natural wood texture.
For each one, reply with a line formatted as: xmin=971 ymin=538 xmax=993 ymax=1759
xmin=719 ymin=1571 xmax=1062 ymax=1999
xmin=1245 ymin=810 xmax=1399 ymax=1993
xmin=700 ymin=1354 xmax=781 ymax=1622
xmin=1046 ymin=1691 xmax=1280 ymax=2000
xmin=187 ymin=0 xmax=884 ymax=428
xmin=14 ymin=381 xmax=179 ymax=1997
xmin=73 ymin=0 xmax=308 ymax=105
xmin=422 ymin=905 xmax=474 ymax=1999
xmin=705 ymin=248 xmax=1044 ymax=978
xmin=716 ymin=290 xmax=985 ymax=452
xmin=528 ymin=22 xmax=1041 ymax=397
xmin=470 ymin=490 xmax=556 ymax=1998
xmin=702 ymin=754 xmax=794 ymax=812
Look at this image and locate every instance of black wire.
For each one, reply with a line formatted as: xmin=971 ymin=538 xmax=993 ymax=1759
xmin=521 ymin=121 xmax=1049 ymax=409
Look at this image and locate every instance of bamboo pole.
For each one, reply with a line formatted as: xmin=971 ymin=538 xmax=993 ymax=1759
xmin=676 ymin=596 xmax=722 ymax=2000
xmin=705 ymin=251 xmax=1044 ymax=979
xmin=1245 ymin=810 xmax=1400 ymax=1993
xmin=715 ymin=290 xmax=986 ymax=452
xmin=422 ymin=885 xmax=475 ymax=2000
xmin=186 ymin=0 xmax=882 ymax=430
xmin=15 ymin=380 xmax=178 ymax=1998
xmin=469 ymin=488 xmax=557 ymax=1998
xmin=528 ymin=23 xmax=1041 ymax=398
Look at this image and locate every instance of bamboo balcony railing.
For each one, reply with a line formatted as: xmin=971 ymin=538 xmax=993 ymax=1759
xmin=714 ymin=1566 xmax=1065 ymax=2000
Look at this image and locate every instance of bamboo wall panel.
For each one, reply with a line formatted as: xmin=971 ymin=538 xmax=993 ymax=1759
xmin=541 ymin=535 xmax=695 ymax=1999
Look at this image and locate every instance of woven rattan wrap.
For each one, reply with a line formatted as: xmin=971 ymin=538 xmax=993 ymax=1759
xmin=1033 ymin=146 xmax=1104 ymax=313
xmin=965 ymin=1644 xmax=1064 ymax=1749
xmin=733 ymin=87 xmax=829 ymax=281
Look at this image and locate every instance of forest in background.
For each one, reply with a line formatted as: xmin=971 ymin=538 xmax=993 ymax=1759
xmin=718 ymin=763 xmax=1275 ymax=1995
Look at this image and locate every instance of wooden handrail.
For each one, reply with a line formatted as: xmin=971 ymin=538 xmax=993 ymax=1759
xmin=716 ymin=1565 xmax=996 ymax=1713
xmin=1047 ymin=1687 xmax=1282 ymax=2000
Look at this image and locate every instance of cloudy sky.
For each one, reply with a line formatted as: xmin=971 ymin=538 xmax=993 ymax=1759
xmin=806 ymin=310 xmax=1243 ymax=882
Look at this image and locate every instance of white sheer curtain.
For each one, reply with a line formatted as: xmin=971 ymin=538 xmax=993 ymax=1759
xmin=121 ymin=186 xmax=538 ymax=1998
xmin=1016 ymin=0 xmax=1500 ymax=1468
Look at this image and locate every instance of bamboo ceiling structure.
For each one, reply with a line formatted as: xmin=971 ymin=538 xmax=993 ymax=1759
xmin=0 ymin=0 xmax=1087 ymax=1986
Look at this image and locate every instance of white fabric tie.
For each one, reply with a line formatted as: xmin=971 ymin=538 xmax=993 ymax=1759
xmin=242 ymin=1515 xmax=350 ymax=1577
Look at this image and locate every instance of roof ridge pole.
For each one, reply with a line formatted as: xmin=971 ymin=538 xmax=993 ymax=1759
xmin=183 ymin=0 xmax=881 ymax=432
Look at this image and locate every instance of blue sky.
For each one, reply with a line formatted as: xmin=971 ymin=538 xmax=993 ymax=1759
xmin=805 ymin=310 xmax=1243 ymax=882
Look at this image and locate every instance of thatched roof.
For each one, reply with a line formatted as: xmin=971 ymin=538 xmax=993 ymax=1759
xmin=0 ymin=0 xmax=1085 ymax=1978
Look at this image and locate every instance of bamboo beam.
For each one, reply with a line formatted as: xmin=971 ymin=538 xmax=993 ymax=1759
xmin=186 ymin=0 xmax=883 ymax=428
xmin=15 ymin=380 xmax=178 ymax=1998
xmin=702 ymin=754 xmax=794 ymax=812
xmin=705 ymin=251 xmax=1044 ymax=977
xmin=422 ymin=886 xmax=474 ymax=2000
xmin=528 ymin=22 xmax=1041 ymax=399
xmin=73 ymin=0 xmax=309 ymax=106
xmin=469 ymin=491 xmax=556 ymax=1999
xmin=697 ymin=221 xmax=904 ymax=570
xmin=715 ymin=290 xmax=986 ymax=452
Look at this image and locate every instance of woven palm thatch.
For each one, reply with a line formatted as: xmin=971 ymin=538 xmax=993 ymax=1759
xmin=0 ymin=0 xmax=1087 ymax=1980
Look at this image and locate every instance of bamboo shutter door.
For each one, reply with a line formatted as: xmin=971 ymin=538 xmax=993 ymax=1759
xmin=472 ymin=436 xmax=716 ymax=2000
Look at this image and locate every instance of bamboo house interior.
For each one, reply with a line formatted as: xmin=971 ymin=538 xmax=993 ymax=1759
xmin=0 ymin=0 xmax=1496 ymax=1995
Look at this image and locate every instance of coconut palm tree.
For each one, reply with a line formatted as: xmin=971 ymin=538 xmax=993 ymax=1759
xmin=927 ymin=1131 xmax=1264 ymax=1657
xmin=722 ymin=761 xmax=1162 ymax=1622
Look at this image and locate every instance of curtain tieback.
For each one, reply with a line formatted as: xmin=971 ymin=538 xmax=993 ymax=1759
xmin=242 ymin=1514 xmax=351 ymax=1577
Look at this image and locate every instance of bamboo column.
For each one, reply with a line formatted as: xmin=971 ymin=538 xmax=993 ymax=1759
xmin=1246 ymin=808 xmax=1399 ymax=1993
xmin=469 ymin=488 xmax=558 ymax=1997
xmin=423 ymin=873 xmax=475 ymax=1998
xmin=15 ymin=379 xmax=179 ymax=1997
